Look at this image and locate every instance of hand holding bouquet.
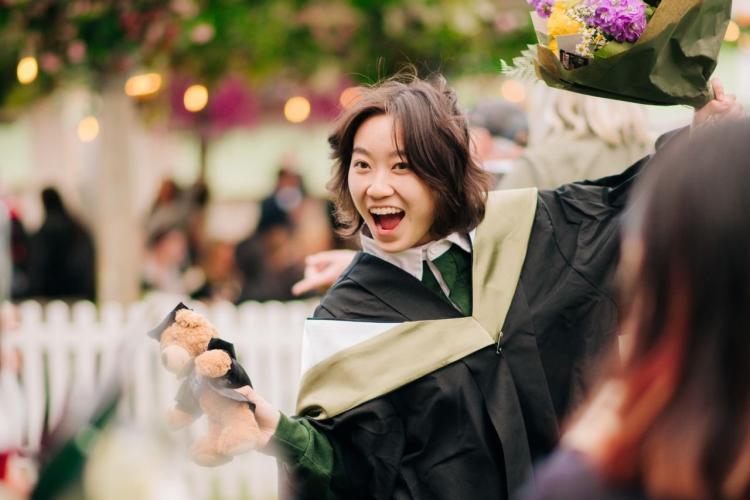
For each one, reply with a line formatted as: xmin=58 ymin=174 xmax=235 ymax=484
xmin=513 ymin=0 xmax=731 ymax=107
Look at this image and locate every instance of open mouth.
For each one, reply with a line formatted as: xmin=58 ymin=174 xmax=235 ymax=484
xmin=370 ymin=207 xmax=405 ymax=231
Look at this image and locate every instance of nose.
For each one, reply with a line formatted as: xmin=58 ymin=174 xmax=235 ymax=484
xmin=366 ymin=170 xmax=394 ymax=199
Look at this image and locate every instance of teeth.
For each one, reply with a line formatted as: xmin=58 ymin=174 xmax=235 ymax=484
xmin=369 ymin=207 xmax=404 ymax=215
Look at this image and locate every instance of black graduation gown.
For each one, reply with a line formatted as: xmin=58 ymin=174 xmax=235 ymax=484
xmin=285 ymin=149 xmax=659 ymax=499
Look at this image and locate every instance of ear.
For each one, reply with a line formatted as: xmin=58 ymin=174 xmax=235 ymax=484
xmin=147 ymin=302 xmax=190 ymax=340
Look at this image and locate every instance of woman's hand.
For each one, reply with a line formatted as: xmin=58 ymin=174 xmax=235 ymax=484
xmin=233 ymin=385 xmax=281 ymax=450
xmin=692 ymin=78 xmax=745 ymax=129
xmin=291 ymin=250 xmax=357 ymax=296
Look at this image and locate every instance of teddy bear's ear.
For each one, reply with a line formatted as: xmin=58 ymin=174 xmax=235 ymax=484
xmin=147 ymin=302 xmax=191 ymax=340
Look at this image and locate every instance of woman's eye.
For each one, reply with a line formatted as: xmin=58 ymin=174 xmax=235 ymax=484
xmin=352 ymin=160 xmax=369 ymax=169
xmin=394 ymin=162 xmax=409 ymax=171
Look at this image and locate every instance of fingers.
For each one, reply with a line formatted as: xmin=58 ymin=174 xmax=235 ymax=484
xmin=234 ymin=385 xmax=255 ymax=401
xmin=711 ymin=77 xmax=725 ymax=101
xmin=292 ymin=277 xmax=320 ymax=296
xmin=292 ymin=250 xmax=357 ymax=296
xmin=305 ymin=252 xmax=330 ymax=267
xmin=292 ymin=268 xmax=339 ymax=296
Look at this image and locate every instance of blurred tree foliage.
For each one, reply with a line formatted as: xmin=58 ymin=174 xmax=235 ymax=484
xmin=0 ymin=0 xmax=533 ymax=118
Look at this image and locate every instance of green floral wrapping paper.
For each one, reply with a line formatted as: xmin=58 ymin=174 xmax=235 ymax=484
xmin=534 ymin=0 xmax=732 ymax=107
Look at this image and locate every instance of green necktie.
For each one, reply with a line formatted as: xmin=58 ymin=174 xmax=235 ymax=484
xmin=421 ymin=244 xmax=472 ymax=315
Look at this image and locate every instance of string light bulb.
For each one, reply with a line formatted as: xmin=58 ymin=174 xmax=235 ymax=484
xmin=184 ymin=84 xmax=209 ymax=112
xmin=77 ymin=116 xmax=99 ymax=142
xmin=17 ymin=56 xmax=39 ymax=84
xmin=724 ymin=20 xmax=741 ymax=43
xmin=284 ymin=96 xmax=311 ymax=123
xmin=124 ymin=73 xmax=163 ymax=97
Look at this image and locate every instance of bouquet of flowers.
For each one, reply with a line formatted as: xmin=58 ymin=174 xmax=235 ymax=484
xmin=509 ymin=0 xmax=732 ymax=106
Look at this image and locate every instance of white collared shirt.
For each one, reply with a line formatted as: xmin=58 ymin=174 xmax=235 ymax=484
xmin=360 ymin=231 xmax=472 ymax=282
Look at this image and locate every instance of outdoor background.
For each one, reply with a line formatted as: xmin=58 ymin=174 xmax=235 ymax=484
xmin=1 ymin=1 xmax=750 ymax=498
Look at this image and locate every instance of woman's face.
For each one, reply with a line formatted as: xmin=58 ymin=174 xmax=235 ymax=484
xmin=347 ymin=114 xmax=436 ymax=253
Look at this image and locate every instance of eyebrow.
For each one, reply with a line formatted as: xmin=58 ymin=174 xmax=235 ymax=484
xmin=352 ymin=146 xmax=406 ymax=158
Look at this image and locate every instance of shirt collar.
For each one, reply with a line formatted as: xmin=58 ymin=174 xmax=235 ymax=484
xmin=360 ymin=231 xmax=472 ymax=282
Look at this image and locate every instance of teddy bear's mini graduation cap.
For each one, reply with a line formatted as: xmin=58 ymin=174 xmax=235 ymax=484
xmin=147 ymin=302 xmax=190 ymax=340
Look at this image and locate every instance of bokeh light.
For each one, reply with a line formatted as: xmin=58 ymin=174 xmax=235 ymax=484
xmin=284 ymin=96 xmax=311 ymax=123
xmin=77 ymin=116 xmax=100 ymax=142
xmin=184 ymin=84 xmax=209 ymax=112
xmin=500 ymin=79 xmax=525 ymax=104
xmin=17 ymin=56 xmax=38 ymax=84
xmin=124 ymin=73 xmax=163 ymax=98
xmin=724 ymin=20 xmax=741 ymax=43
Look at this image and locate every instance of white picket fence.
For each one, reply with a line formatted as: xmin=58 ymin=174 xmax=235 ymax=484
xmin=0 ymin=298 xmax=315 ymax=500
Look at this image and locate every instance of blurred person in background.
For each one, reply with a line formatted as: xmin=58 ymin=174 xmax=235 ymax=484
xmin=149 ymin=178 xmax=181 ymax=216
xmin=147 ymin=176 xmax=211 ymax=267
xmin=235 ymin=163 xmax=333 ymax=302
xmin=7 ymin=205 xmax=30 ymax=301
xmin=192 ymin=240 xmax=242 ymax=302
xmin=235 ymin=202 xmax=306 ymax=302
xmin=27 ymin=187 xmax=95 ymax=302
xmin=523 ymin=118 xmax=750 ymax=500
xmin=142 ymin=225 xmax=203 ymax=297
xmin=261 ymin=166 xmax=307 ymax=224
xmin=262 ymin=164 xmax=335 ymax=258
xmin=468 ymin=98 xmax=529 ymax=177
xmin=495 ymin=87 xmax=652 ymax=190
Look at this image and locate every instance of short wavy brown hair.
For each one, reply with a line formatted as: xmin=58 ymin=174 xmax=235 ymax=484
xmin=327 ymin=73 xmax=493 ymax=239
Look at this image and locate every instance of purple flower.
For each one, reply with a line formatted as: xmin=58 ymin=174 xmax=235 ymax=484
xmin=584 ymin=0 xmax=648 ymax=43
xmin=528 ymin=0 xmax=554 ymax=18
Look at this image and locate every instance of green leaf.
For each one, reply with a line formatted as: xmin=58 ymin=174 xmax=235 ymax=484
xmin=500 ymin=44 xmax=539 ymax=84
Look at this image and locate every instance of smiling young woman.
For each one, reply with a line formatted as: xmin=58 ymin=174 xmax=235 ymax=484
xmin=346 ymin=114 xmax=439 ymax=252
xmin=227 ymin=73 xmax=741 ymax=500
xmin=327 ymin=76 xmax=492 ymax=244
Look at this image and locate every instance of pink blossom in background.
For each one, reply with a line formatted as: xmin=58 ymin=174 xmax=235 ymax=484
xmin=67 ymin=40 xmax=86 ymax=63
xmin=208 ymin=78 xmax=260 ymax=133
xmin=40 ymin=52 xmax=62 ymax=73
xmin=169 ymin=76 xmax=260 ymax=133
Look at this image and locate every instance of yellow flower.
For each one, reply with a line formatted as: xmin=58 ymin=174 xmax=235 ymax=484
xmin=547 ymin=0 xmax=582 ymax=53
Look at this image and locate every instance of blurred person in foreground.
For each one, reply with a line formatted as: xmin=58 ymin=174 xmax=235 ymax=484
xmin=523 ymin=118 xmax=750 ymax=500
xmin=496 ymin=87 xmax=652 ymax=190
xmin=27 ymin=188 xmax=95 ymax=302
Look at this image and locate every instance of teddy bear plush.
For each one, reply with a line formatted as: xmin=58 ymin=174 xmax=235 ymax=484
xmin=147 ymin=303 xmax=261 ymax=466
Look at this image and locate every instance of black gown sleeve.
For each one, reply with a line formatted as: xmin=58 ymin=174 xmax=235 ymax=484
xmin=506 ymin=128 xmax=688 ymax=426
xmin=543 ymin=127 xmax=688 ymax=300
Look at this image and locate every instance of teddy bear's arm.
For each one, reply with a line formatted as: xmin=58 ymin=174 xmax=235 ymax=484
xmin=195 ymin=349 xmax=232 ymax=379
